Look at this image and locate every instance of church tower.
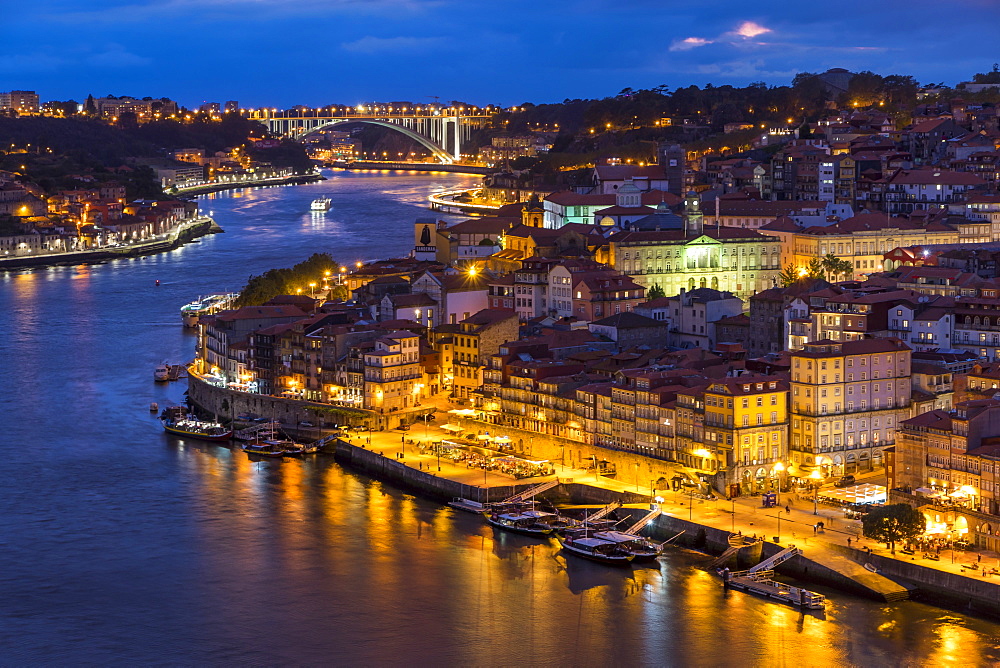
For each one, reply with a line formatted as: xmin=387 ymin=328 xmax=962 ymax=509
xmin=683 ymin=191 xmax=703 ymax=237
xmin=521 ymin=193 xmax=545 ymax=228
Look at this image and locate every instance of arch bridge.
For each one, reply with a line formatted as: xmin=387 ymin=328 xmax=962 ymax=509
xmin=248 ymin=109 xmax=494 ymax=164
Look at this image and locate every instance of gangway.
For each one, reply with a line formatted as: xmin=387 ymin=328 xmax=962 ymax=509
xmin=707 ymin=533 xmax=756 ymax=569
xmin=585 ymin=501 xmax=622 ymax=523
xmin=748 ymin=545 xmax=802 ymax=574
xmin=232 ymin=421 xmax=280 ymax=441
xmin=623 ymin=508 xmax=661 ymax=535
xmin=499 ymin=479 xmax=561 ymax=504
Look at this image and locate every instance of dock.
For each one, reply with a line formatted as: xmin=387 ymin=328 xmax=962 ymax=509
xmin=722 ymin=544 xmax=827 ymax=610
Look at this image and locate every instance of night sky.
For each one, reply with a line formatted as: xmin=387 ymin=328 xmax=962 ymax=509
xmin=3 ymin=0 xmax=999 ymax=108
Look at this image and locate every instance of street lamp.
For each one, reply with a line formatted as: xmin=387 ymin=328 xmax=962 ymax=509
xmin=773 ymin=462 xmax=785 ymax=503
xmin=810 ymin=469 xmax=823 ymax=515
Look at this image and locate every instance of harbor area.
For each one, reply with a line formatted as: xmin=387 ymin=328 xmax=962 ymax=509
xmin=330 ymin=422 xmax=1000 ymax=613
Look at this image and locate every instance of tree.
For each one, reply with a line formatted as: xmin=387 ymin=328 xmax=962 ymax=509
xmin=861 ymin=503 xmax=925 ymax=553
xmin=778 ymin=264 xmax=801 ymax=287
xmin=647 ymin=283 xmax=665 ymax=300
xmin=84 ymin=94 xmax=97 ymax=116
xmin=821 ymin=253 xmax=854 ymax=282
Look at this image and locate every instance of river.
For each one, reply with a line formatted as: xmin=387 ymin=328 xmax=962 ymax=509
xmin=2 ymin=170 xmax=999 ymax=665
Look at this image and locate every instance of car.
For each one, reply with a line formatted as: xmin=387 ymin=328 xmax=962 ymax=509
xmin=395 ymin=424 xmax=410 ymax=431
xmin=834 ymin=475 xmax=856 ymax=488
xmin=299 ymin=421 xmax=314 ymax=427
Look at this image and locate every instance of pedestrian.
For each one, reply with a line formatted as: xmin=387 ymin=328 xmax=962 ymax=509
xmin=979 ymin=554 xmax=983 ymax=563
xmin=813 ymin=524 xmax=818 ymax=534
xmin=847 ymin=537 xmax=852 ymax=548
xmin=785 ymin=504 xmax=790 ymax=515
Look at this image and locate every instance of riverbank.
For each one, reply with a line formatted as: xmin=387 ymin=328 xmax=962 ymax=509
xmin=0 ymin=215 xmax=221 ymax=271
xmin=172 ymin=172 xmax=323 ymax=196
xmin=321 ymin=420 xmax=1000 ymax=616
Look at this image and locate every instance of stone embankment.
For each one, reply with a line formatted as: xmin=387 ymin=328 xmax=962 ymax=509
xmin=329 ymin=434 xmax=999 ymax=614
xmin=173 ymin=173 xmax=322 ymax=196
xmin=0 ymin=216 xmax=221 ymax=271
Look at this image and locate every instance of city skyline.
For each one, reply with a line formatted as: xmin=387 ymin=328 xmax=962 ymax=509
xmin=3 ymin=0 xmax=999 ymax=108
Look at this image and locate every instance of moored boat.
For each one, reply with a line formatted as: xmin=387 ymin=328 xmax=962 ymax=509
xmin=486 ymin=510 xmax=561 ymax=537
xmin=180 ymin=293 xmax=238 ymax=328
xmin=161 ymin=414 xmax=233 ymax=442
xmin=557 ymin=533 xmax=635 ymax=566
xmin=242 ymin=442 xmax=286 ymax=457
xmin=153 ymin=362 xmax=170 ymax=382
xmin=591 ymin=530 xmax=663 ymax=561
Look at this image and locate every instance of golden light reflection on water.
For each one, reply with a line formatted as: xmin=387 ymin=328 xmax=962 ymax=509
xmin=167 ymin=445 xmax=1000 ymax=665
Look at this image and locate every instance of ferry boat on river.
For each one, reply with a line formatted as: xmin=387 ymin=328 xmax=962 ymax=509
xmin=180 ymin=293 xmax=238 ymax=328
xmin=310 ymin=196 xmax=332 ymax=212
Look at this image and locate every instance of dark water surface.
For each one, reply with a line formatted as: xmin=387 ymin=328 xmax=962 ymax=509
xmin=3 ymin=171 xmax=1000 ymax=665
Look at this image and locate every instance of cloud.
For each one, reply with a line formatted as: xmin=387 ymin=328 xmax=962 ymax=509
xmin=0 ymin=53 xmax=66 ymax=73
xmin=340 ymin=36 xmax=446 ymax=54
xmin=670 ymin=37 xmax=713 ymax=52
xmin=670 ymin=19 xmax=773 ymax=52
xmin=733 ymin=21 xmax=770 ymax=39
xmin=86 ymin=45 xmax=150 ymax=68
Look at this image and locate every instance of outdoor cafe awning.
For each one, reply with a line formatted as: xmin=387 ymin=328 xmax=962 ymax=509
xmin=440 ymin=424 xmax=462 ymax=433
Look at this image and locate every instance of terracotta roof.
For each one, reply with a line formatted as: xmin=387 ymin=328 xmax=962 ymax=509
xmin=901 ymin=409 xmax=953 ymax=431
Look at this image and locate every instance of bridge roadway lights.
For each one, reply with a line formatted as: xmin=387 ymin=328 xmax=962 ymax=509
xmin=258 ymin=113 xmax=486 ymax=165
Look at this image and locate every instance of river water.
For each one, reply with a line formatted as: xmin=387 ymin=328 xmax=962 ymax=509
xmin=2 ymin=170 xmax=999 ymax=665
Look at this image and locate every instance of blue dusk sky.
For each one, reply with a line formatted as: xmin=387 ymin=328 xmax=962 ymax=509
xmin=2 ymin=0 xmax=999 ymax=108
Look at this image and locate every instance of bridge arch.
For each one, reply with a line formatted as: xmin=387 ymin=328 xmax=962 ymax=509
xmin=306 ymin=119 xmax=454 ymax=164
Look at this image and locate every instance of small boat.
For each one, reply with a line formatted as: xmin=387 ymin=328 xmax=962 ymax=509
xmin=153 ymin=362 xmax=170 ymax=382
xmin=310 ymin=197 xmax=332 ymax=212
xmin=149 ymin=402 xmax=159 ymax=413
xmin=242 ymin=442 xmax=286 ymax=458
xmin=161 ymin=413 xmax=233 ymax=442
xmin=557 ymin=533 xmax=635 ymax=566
xmin=486 ymin=510 xmax=561 ymax=537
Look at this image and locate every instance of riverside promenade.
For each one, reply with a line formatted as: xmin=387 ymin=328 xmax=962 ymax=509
xmin=0 ymin=215 xmax=221 ymax=271
xmin=333 ymin=417 xmax=1000 ymax=613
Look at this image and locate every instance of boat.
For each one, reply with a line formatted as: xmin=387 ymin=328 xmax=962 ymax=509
xmin=242 ymin=442 xmax=286 ymax=458
xmin=149 ymin=402 xmax=159 ymax=413
xmin=161 ymin=414 xmax=233 ymax=442
xmin=180 ymin=293 xmax=238 ymax=328
xmin=556 ymin=533 xmax=635 ymax=566
xmin=589 ymin=530 xmax=663 ymax=561
xmin=486 ymin=510 xmax=562 ymax=537
xmin=310 ymin=196 xmax=332 ymax=212
xmin=153 ymin=362 xmax=170 ymax=382
xmin=265 ymin=439 xmax=305 ymax=456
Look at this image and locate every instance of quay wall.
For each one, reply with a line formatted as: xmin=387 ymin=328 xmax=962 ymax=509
xmin=847 ymin=546 xmax=1000 ymax=614
xmin=173 ymin=173 xmax=323 ymax=196
xmin=0 ymin=216 xmax=220 ymax=271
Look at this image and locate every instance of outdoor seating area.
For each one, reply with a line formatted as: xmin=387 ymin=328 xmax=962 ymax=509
xmin=816 ymin=483 xmax=886 ymax=507
xmin=426 ymin=440 xmax=553 ymax=479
